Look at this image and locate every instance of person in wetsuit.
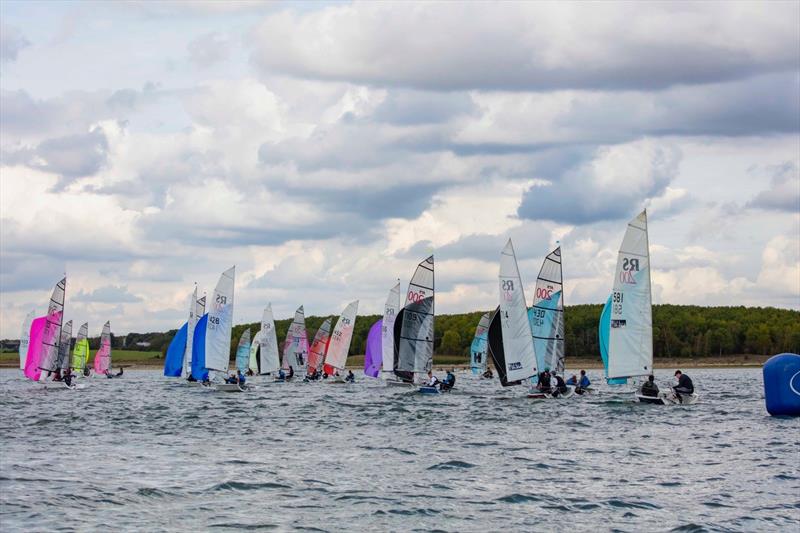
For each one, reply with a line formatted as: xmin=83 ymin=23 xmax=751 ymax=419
xmin=115 ymin=367 xmax=124 ymax=377
xmin=440 ymin=370 xmax=456 ymax=391
xmin=640 ymin=375 xmax=659 ymax=397
xmin=673 ymin=370 xmax=694 ymax=400
xmin=63 ymin=368 xmax=73 ymax=387
xmin=277 ymin=368 xmax=286 ymax=380
xmin=345 ymin=370 xmax=355 ymax=383
xmin=427 ymin=370 xmax=440 ymax=388
xmin=287 ymin=366 xmax=295 ymax=380
xmin=482 ymin=368 xmax=493 ymax=379
xmin=566 ymin=374 xmax=578 ymax=386
xmin=552 ymin=374 xmax=568 ymax=396
xmin=536 ymin=370 xmax=552 ymax=392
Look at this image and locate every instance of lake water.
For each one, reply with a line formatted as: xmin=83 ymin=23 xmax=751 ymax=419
xmin=1 ymin=368 xmax=798 ymax=532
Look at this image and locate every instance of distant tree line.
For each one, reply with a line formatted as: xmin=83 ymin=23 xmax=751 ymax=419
xmin=67 ymin=304 xmax=798 ymax=361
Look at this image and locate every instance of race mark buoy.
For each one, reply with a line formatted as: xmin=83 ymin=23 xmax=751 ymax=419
xmin=763 ymin=353 xmax=800 ymax=416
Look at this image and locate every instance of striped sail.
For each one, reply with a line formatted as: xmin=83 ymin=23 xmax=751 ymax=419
xmin=324 ymin=301 xmax=359 ymax=372
xmin=498 ymin=240 xmax=537 ymax=383
xmin=308 ymin=317 xmax=332 ymax=373
xmin=470 ymin=312 xmax=491 ymax=374
xmin=38 ymin=277 xmax=66 ymax=374
xmin=282 ymin=306 xmax=309 ymax=374
xmin=71 ymin=322 xmax=89 ymax=372
xmin=397 ymin=256 xmax=434 ymax=376
xmin=18 ymin=310 xmax=34 ymax=370
xmin=259 ymin=304 xmax=280 ymax=374
xmin=93 ymin=321 xmax=112 ymax=374
xmin=204 ymin=266 xmax=235 ymax=372
xmin=235 ymin=329 xmax=251 ymax=374
xmin=607 ymin=210 xmax=653 ymax=379
xmin=381 ymin=281 xmax=401 ymax=373
xmin=529 ymin=246 xmax=565 ymax=375
xmin=57 ymin=320 xmax=73 ymax=370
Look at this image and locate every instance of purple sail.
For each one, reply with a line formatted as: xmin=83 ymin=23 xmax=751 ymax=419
xmin=364 ymin=319 xmax=382 ymax=378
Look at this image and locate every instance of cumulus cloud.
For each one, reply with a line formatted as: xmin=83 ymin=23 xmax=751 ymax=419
xmin=73 ymin=284 xmax=142 ymax=303
xmin=187 ymin=32 xmax=231 ymax=68
xmin=518 ymin=139 xmax=682 ymax=224
xmin=249 ymin=2 xmax=799 ymax=91
xmin=0 ymin=24 xmax=30 ymax=62
xmin=747 ymin=162 xmax=800 ymax=212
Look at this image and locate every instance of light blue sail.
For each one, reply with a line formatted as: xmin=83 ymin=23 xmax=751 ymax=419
xmin=528 ymin=289 xmax=562 ymax=373
xmin=164 ymin=322 xmax=188 ymax=377
xmin=235 ymin=329 xmax=251 ymax=374
xmin=191 ymin=314 xmax=209 ymax=381
xmin=470 ymin=312 xmax=490 ymax=374
xmin=599 ymin=295 xmax=627 ymax=385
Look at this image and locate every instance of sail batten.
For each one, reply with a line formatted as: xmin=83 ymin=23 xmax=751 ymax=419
xmin=529 ymin=246 xmax=565 ymax=375
xmin=397 ymin=256 xmax=435 ymax=378
xmin=497 ymin=240 xmax=537 ymax=384
xmin=607 ymin=210 xmax=653 ymax=380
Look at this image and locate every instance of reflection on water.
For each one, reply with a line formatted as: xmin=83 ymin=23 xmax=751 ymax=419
xmin=1 ymin=368 xmax=798 ymax=531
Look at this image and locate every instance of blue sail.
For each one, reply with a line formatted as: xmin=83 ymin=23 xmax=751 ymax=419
xmin=163 ymin=322 xmax=188 ymax=377
xmin=528 ymin=291 xmax=561 ymax=373
xmin=599 ymin=295 xmax=627 ymax=385
xmin=191 ymin=314 xmax=209 ymax=380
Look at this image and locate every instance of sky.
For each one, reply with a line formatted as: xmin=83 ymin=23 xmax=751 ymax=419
xmin=0 ymin=0 xmax=798 ymax=338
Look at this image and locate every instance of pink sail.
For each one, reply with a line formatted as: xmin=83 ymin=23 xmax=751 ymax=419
xmin=23 ymin=317 xmax=47 ymax=381
xmin=94 ymin=321 xmax=112 ymax=374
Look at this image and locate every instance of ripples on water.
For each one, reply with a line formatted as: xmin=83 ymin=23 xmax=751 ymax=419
xmin=1 ymin=368 xmax=798 ymax=532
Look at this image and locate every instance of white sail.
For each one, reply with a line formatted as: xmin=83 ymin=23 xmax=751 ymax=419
xmin=18 ymin=310 xmax=34 ymax=370
xmin=381 ymin=281 xmax=401 ymax=373
xmin=282 ymin=305 xmax=309 ymax=374
xmin=607 ymin=210 xmax=653 ymax=379
xmin=204 ymin=266 xmax=235 ymax=372
xmin=397 ymin=256 xmax=435 ymax=375
xmin=249 ymin=329 xmax=262 ymax=373
xmin=182 ymin=286 xmax=200 ymax=377
xmin=498 ymin=239 xmax=537 ymax=382
xmin=38 ymin=277 xmax=66 ymax=374
xmin=530 ymin=246 xmax=565 ymax=375
xmin=57 ymin=320 xmax=73 ymax=370
xmin=324 ymin=301 xmax=359 ymax=371
xmin=259 ymin=304 xmax=280 ymax=374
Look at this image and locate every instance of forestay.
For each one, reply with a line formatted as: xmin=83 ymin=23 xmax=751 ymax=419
xmin=18 ymin=310 xmax=34 ymax=370
xmin=498 ymin=240 xmax=537 ymax=383
xmin=259 ymin=304 xmax=280 ymax=374
xmin=529 ymin=246 xmax=565 ymax=375
xmin=37 ymin=277 xmax=66 ymax=374
xmin=397 ymin=256 xmax=435 ymax=376
xmin=470 ymin=312 xmax=491 ymax=374
xmin=72 ymin=322 xmax=90 ymax=373
xmin=282 ymin=305 xmax=309 ymax=374
xmin=607 ymin=210 xmax=653 ymax=380
xmin=94 ymin=321 xmax=112 ymax=374
xmin=204 ymin=266 xmax=235 ymax=372
xmin=235 ymin=329 xmax=251 ymax=374
xmin=381 ymin=282 xmax=401 ymax=374
xmin=324 ymin=301 xmax=359 ymax=372
xmin=308 ymin=317 xmax=332 ymax=374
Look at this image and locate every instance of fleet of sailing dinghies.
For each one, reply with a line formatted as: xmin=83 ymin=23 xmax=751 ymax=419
xmin=282 ymin=305 xmax=309 ymax=376
xmin=394 ymin=256 xmax=435 ymax=385
xmin=470 ymin=312 xmax=490 ymax=375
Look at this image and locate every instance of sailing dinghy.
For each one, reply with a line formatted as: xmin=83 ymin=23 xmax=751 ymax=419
xmin=93 ymin=321 xmax=113 ymax=378
xmin=323 ymin=301 xmax=359 ymax=383
xmin=253 ymin=304 xmax=281 ymax=379
xmin=72 ymin=322 xmax=90 ymax=377
xmin=307 ymin=317 xmax=332 ymax=379
xmin=604 ymin=211 xmax=698 ymax=405
xmin=216 ymin=327 xmax=252 ymax=392
xmin=280 ymin=306 xmax=309 ymax=380
xmin=25 ymin=278 xmax=75 ymax=389
xmin=470 ymin=312 xmax=491 ymax=376
xmin=364 ymin=318 xmax=382 ymax=378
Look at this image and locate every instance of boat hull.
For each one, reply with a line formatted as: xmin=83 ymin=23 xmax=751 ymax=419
xmin=385 ymin=379 xmax=413 ymax=387
xmin=637 ymin=391 xmax=699 ymax=405
xmin=215 ymin=383 xmax=250 ymax=393
xmin=527 ymin=386 xmax=575 ymax=400
xmin=418 ymin=386 xmax=440 ymax=394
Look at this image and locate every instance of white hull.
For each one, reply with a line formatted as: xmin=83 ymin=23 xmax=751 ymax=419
xmin=636 ymin=391 xmax=699 ymax=405
xmin=527 ymin=385 xmax=575 ymax=400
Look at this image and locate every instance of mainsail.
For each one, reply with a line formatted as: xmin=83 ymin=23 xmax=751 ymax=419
xmin=93 ymin=321 xmax=112 ymax=374
xmin=324 ymin=300 xmax=359 ymax=373
xmin=57 ymin=320 xmax=73 ymax=371
xmin=164 ymin=322 xmax=188 ymax=377
xmin=396 ymin=256 xmax=434 ymax=378
xmin=18 ymin=310 xmax=34 ymax=370
xmin=529 ymin=246 xmax=565 ymax=375
xmin=364 ymin=319 xmax=382 ymax=378
xmin=282 ymin=305 xmax=309 ymax=374
xmin=470 ymin=312 xmax=491 ymax=374
xmin=607 ymin=210 xmax=653 ymax=380
xmin=182 ymin=287 xmax=203 ymax=377
xmin=381 ymin=281 xmax=401 ymax=374
xmin=497 ymin=239 xmax=537 ymax=384
xmin=71 ymin=322 xmax=90 ymax=373
xmin=37 ymin=277 xmax=66 ymax=374
xmin=259 ymin=304 xmax=280 ymax=374
xmin=248 ymin=329 xmax=262 ymax=374
xmin=204 ymin=266 xmax=235 ymax=372
xmin=191 ymin=314 xmax=209 ymax=380
xmin=308 ymin=317 xmax=332 ymax=374
xmin=235 ymin=329 xmax=251 ymax=374
xmin=23 ymin=317 xmax=47 ymax=381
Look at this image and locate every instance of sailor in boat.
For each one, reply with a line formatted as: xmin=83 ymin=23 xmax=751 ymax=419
xmin=672 ymin=370 xmax=694 ymax=401
xmin=640 ymin=375 xmax=659 ymax=398
xmin=287 ymin=366 xmax=295 ymax=381
xmin=322 ymin=372 xmax=328 ymax=380
xmin=63 ymin=368 xmax=73 ymax=387
xmin=187 ymin=374 xmax=197 ymax=382
xmin=246 ymin=369 xmax=255 ymax=377
xmin=237 ymin=370 xmax=246 ymax=386
xmin=114 ymin=367 xmax=124 ymax=377
xmin=578 ymin=370 xmax=590 ymax=390
xmin=345 ymin=370 xmax=355 ymax=383
xmin=535 ymin=369 xmax=552 ymax=392
xmin=52 ymin=369 xmax=63 ymax=381
xmin=104 ymin=369 xmax=113 ymax=379
xmin=482 ymin=368 xmax=493 ymax=379
xmin=225 ymin=372 xmax=238 ymax=384
xmin=427 ymin=370 xmax=440 ymax=388
xmin=83 ymin=366 xmax=91 ymax=377
xmin=440 ymin=370 xmax=456 ymax=391
xmin=551 ymin=373 xmax=568 ymax=397
xmin=566 ymin=374 xmax=578 ymax=386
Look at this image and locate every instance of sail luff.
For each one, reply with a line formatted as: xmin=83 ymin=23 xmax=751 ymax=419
xmin=607 ymin=210 xmax=653 ymax=379
xmin=93 ymin=321 xmax=112 ymax=374
xmin=498 ymin=240 xmax=537 ymax=383
xmin=183 ymin=286 xmax=199 ymax=377
xmin=204 ymin=266 xmax=235 ymax=372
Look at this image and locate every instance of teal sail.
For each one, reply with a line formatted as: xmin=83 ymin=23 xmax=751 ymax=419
xmin=529 ymin=246 xmax=565 ymax=375
xmin=235 ymin=328 xmax=251 ymax=374
xmin=470 ymin=312 xmax=490 ymax=374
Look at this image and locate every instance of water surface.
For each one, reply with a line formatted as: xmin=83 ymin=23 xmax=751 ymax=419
xmin=1 ymin=368 xmax=798 ymax=531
